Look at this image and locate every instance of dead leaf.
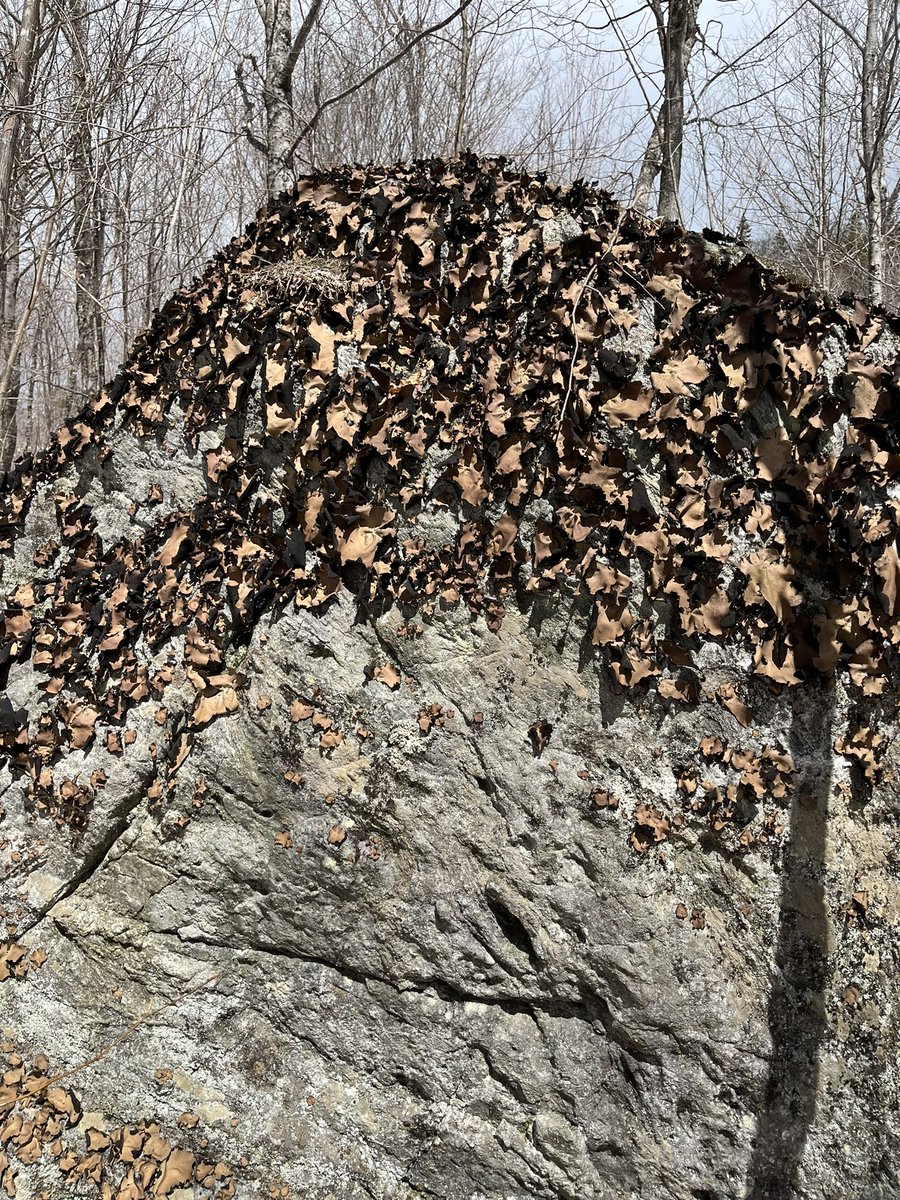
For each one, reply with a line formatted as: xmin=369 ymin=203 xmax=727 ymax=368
xmin=222 ymin=333 xmax=251 ymax=366
xmin=755 ymin=430 xmax=793 ymax=481
xmin=630 ymin=803 xmax=670 ymax=852
xmin=308 ymin=320 xmax=336 ymax=373
xmin=158 ymin=523 xmax=189 ymax=568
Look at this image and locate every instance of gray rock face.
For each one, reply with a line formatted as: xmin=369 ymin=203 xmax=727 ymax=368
xmin=3 ymin=575 xmax=899 ymax=1199
xmin=1 ymin=160 xmax=899 ymax=1200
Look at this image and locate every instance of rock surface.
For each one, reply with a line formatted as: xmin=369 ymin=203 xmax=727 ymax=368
xmin=1 ymin=158 xmax=899 ymax=1200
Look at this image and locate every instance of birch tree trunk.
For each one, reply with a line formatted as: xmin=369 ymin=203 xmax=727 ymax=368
xmin=632 ymin=118 xmax=661 ymax=215
xmin=0 ymin=0 xmax=42 ymax=471
xmin=808 ymin=0 xmax=900 ymax=304
xmin=861 ymin=0 xmax=885 ymax=304
xmin=67 ymin=0 xmax=106 ymax=398
xmin=254 ymin=0 xmax=326 ymax=195
xmin=260 ymin=0 xmax=297 ymax=196
xmin=453 ymin=3 xmax=470 ymax=157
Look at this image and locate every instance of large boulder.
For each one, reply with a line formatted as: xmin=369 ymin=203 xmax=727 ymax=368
xmin=1 ymin=157 xmax=898 ymax=1200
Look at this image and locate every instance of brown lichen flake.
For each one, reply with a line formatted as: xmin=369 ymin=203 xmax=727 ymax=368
xmin=630 ymin=804 xmax=670 ymax=852
xmin=156 ymin=1148 xmax=196 ymax=1195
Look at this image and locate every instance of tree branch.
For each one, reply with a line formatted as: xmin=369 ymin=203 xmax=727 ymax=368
xmin=288 ymin=0 xmax=475 ymax=156
xmin=284 ymin=0 xmax=327 ymax=83
xmin=803 ymin=0 xmax=863 ymax=52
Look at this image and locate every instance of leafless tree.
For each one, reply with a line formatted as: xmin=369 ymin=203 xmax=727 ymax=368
xmin=0 ymin=0 xmax=42 ymax=469
xmin=7 ymin=0 xmax=900 ymax=474
xmin=65 ymin=0 xmax=106 ymax=397
xmin=239 ymin=0 xmax=506 ymax=193
xmin=645 ymin=0 xmax=701 ymax=220
xmin=806 ymin=0 xmax=900 ymax=304
xmin=705 ymin=0 xmax=900 ymax=305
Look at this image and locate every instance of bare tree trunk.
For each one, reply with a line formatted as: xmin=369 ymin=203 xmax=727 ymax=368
xmin=632 ymin=117 xmax=661 ymax=214
xmin=145 ymin=218 xmax=161 ymax=326
xmin=0 ymin=191 xmax=57 ymax=465
xmin=0 ymin=0 xmax=41 ymax=265
xmin=813 ymin=18 xmax=831 ymax=292
xmin=117 ymin=188 xmax=132 ymax=350
xmin=1 ymin=185 xmax=22 ymax=442
xmin=861 ymin=0 xmax=885 ymax=304
xmin=67 ymin=0 xmax=105 ymax=398
xmin=453 ymin=3 xmax=471 ymax=157
xmin=259 ymin=0 xmax=327 ymax=196
xmin=808 ymin=0 xmax=900 ymax=304
xmin=649 ymin=0 xmax=701 ymax=223
xmin=15 ymin=374 xmax=33 ymax=460
xmin=0 ymin=0 xmax=42 ymax=471
xmin=264 ymin=0 xmax=296 ymax=195
xmin=162 ymin=0 xmax=232 ymax=294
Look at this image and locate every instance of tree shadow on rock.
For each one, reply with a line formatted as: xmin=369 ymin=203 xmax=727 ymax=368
xmin=745 ymin=683 xmax=834 ymax=1199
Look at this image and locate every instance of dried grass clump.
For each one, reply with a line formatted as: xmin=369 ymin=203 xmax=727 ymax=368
xmin=243 ymin=253 xmax=349 ymax=303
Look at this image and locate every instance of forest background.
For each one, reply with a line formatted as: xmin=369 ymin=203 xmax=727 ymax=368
xmin=1 ymin=0 xmax=898 ymax=466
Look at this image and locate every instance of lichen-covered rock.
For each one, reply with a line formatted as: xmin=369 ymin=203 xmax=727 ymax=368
xmin=1 ymin=157 xmax=899 ymax=1200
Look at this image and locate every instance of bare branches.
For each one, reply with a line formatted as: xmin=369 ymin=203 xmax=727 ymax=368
xmin=803 ymin=0 xmax=863 ymax=51
xmin=284 ymin=0 xmax=326 ymax=82
xmin=7 ymin=0 xmax=900 ymax=468
xmin=162 ymin=0 xmax=233 ymax=295
xmin=0 ymin=0 xmax=43 ymax=469
xmin=288 ymin=0 xmax=477 ymax=158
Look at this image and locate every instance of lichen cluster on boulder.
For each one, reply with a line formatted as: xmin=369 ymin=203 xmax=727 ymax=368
xmin=1 ymin=157 xmax=899 ymax=1200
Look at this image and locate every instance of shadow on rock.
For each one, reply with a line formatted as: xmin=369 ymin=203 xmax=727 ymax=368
xmin=745 ymin=684 xmax=834 ymax=1199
